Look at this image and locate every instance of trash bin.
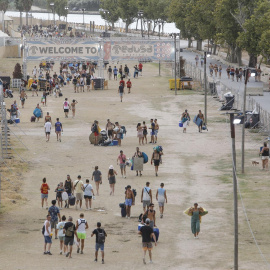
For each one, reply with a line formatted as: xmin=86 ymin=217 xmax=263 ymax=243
xmin=209 ymin=82 xmax=216 ymax=95
xmin=169 ymin=79 xmax=181 ymax=90
xmin=220 ymin=92 xmax=234 ymax=110
xmin=245 ymin=111 xmax=260 ymax=128
xmin=180 ymin=77 xmax=193 ymax=89
xmin=93 ymin=78 xmax=105 ymax=90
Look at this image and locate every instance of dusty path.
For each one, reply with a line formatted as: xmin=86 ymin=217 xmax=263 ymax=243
xmin=0 ymin=62 xmax=267 ymax=270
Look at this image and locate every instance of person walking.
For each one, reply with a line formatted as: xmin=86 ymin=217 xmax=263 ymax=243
xmin=195 ymin=55 xmax=199 ymax=66
xmin=44 ymin=112 xmax=51 ymax=123
xmin=149 ymin=119 xmax=155 ymax=144
xmin=125 ymin=185 xmax=135 ymax=219
xmin=64 ymin=175 xmax=73 ymax=208
xmin=107 ymin=66 xmax=112 ymax=80
xmin=126 ymin=79 xmax=132 ymax=93
xmin=138 ymin=218 xmax=157 ymax=264
xmin=133 ymin=147 xmax=143 ymax=176
xmin=40 ymin=177 xmax=50 ymax=209
xmin=44 ymin=120 xmax=51 ymax=142
xmin=118 ymin=83 xmax=125 ymax=102
xmin=91 ymin=222 xmax=107 ymax=264
xmin=230 ymin=66 xmax=235 ymax=81
xmin=154 ymin=119 xmax=159 ymax=143
xmin=55 ymin=182 xmax=64 ymax=209
xmin=156 ymin=183 xmax=167 ymax=218
xmin=43 ymin=215 xmax=53 ymax=255
xmin=188 ymin=203 xmax=204 ymax=239
xmin=143 ymin=203 xmax=156 ymax=229
xmin=137 ymin=123 xmax=144 ymax=145
xmin=117 ymin=150 xmax=127 ymax=178
xmin=20 ymin=89 xmax=27 ymax=108
xmin=70 ymin=100 xmax=78 ymax=118
xmin=218 ymin=65 xmax=222 ymax=78
xmin=181 ymin=110 xmax=190 ymax=133
xmin=226 ymin=65 xmax=231 ymax=79
xmin=108 ymin=165 xmax=117 ymax=196
xmin=56 ymin=215 xmax=67 ymax=255
xmin=260 ymin=142 xmax=269 ymax=170
xmin=196 ymin=110 xmax=204 ymax=133
xmin=151 ymin=149 xmax=163 ymax=177
xmin=48 ymin=200 xmax=61 ymax=239
xmin=73 ymin=175 xmax=84 ymax=210
xmin=91 ymin=120 xmax=99 ymax=146
xmin=83 ymin=179 xmax=94 ymax=210
xmin=141 ymin=182 xmax=152 ymax=212
xmin=55 ymin=118 xmax=63 ymax=142
xmin=76 ymin=213 xmax=89 ymax=254
xmin=113 ymin=66 xmax=118 ymax=80
xmin=63 ymin=98 xmax=70 ymax=118
xmin=92 ymin=166 xmax=102 ymax=196
xmin=63 ymin=216 xmax=78 ymax=258
xmin=142 ymin=121 xmax=148 ymax=144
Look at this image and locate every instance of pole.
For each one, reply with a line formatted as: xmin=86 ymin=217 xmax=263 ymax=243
xmin=159 ymin=60 xmax=161 ymax=76
xmin=241 ymin=69 xmax=249 ymax=174
xmin=141 ymin=18 xmax=143 ymax=37
xmin=174 ymin=34 xmax=177 ymax=95
xmin=204 ymin=51 xmax=207 ymax=125
xmin=83 ymin=9 xmax=85 ymax=29
xmin=230 ymin=113 xmax=238 ymax=270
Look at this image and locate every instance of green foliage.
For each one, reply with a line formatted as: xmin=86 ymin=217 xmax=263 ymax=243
xmin=100 ymin=0 xmax=120 ymax=28
xmin=24 ymin=0 xmax=33 ymax=12
xmin=47 ymin=0 xmax=68 ymax=18
xmin=118 ymin=0 xmax=138 ymax=32
xmin=0 ymin=0 xmax=9 ymax=13
xmin=15 ymin=0 xmax=24 ymax=12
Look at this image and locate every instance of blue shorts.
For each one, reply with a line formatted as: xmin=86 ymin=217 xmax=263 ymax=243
xmin=95 ymin=243 xmax=104 ymax=251
xmin=154 ymin=130 xmax=158 ymax=136
xmin=125 ymin=198 xmax=132 ymax=206
xmin=44 ymin=236 xmax=52 ymax=244
xmin=150 ymin=131 xmax=155 ymax=136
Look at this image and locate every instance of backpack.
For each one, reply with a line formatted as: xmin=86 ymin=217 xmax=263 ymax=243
xmin=132 ymin=189 xmax=137 ymax=197
xmin=65 ymin=224 xmax=74 ymax=237
xmin=97 ymin=229 xmax=105 ymax=243
xmin=142 ymin=152 xmax=148 ymax=163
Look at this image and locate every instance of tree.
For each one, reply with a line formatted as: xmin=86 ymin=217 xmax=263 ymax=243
xmin=0 ymin=0 xmax=8 ymax=13
xmin=100 ymin=0 xmax=120 ymax=30
xmin=13 ymin=63 xmax=23 ymax=79
xmin=55 ymin=0 xmax=68 ymax=20
xmin=118 ymin=0 xmax=138 ymax=33
xmin=259 ymin=30 xmax=270 ymax=65
xmin=24 ymin=0 xmax=33 ymax=26
xmin=15 ymin=0 xmax=24 ymax=29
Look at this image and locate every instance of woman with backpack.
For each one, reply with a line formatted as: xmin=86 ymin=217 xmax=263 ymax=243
xmin=108 ymin=165 xmax=117 ymax=196
xmin=151 ymin=149 xmax=163 ymax=177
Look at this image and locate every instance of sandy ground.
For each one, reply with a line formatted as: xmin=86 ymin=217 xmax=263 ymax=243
xmin=0 ymin=61 xmax=269 ymax=270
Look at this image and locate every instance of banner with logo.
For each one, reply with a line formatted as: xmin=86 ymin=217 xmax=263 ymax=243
xmin=25 ymin=39 xmax=174 ymax=62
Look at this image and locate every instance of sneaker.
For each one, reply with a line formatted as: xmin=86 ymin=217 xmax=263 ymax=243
xmin=77 ymin=247 xmax=80 ymax=253
xmin=125 ymin=216 xmax=128 ymax=219
xmin=81 ymin=250 xmax=83 ymax=254
xmin=102 ymin=259 xmax=104 ymax=264
xmin=60 ymin=251 xmax=62 ymax=255
xmin=75 ymin=205 xmax=78 ymax=210
xmin=47 ymin=251 xmax=52 ymax=255
xmin=94 ymin=258 xmax=97 ymax=262
xmin=143 ymin=258 xmax=146 ymax=264
xmin=149 ymin=260 xmax=153 ymax=264
xmin=43 ymin=252 xmax=47 ymax=255
xmin=55 ymin=237 xmax=58 ymax=239
xmin=124 ymin=176 xmax=126 ymax=179
xmin=66 ymin=252 xmax=70 ymax=257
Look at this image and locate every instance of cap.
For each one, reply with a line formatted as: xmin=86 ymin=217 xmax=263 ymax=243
xmin=109 ymin=165 xmax=114 ymax=169
xmin=145 ymin=218 xmax=150 ymax=224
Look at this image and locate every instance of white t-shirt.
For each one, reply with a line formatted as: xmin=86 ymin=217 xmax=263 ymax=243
xmin=56 ymin=221 xmax=66 ymax=237
xmin=33 ymin=68 xmax=37 ymax=75
xmin=44 ymin=220 xmax=51 ymax=236
xmin=83 ymin=184 xmax=93 ymax=196
xmin=142 ymin=187 xmax=151 ymax=201
xmin=44 ymin=122 xmax=52 ymax=132
xmin=77 ymin=218 xmax=87 ymax=233
xmin=63 ymin=101 xmax=69 ymax=109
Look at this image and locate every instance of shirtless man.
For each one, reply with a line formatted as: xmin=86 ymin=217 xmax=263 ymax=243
xmin=149 ymin=119 xmax=155 ymax=144
xmin=20 ymin=90 xmax=27 ymax=108
xmin=125 ymin=185 xmax=135 ymax=219
xmin=151 ymin=149 xmax=163 ymax=176
xmin=154 ymin=119 xmax=159 ymax=144
xmin=143 ymin=203 xmax=156 ymax=228
xmin=106 ymin=119 xmax=115 ymax=140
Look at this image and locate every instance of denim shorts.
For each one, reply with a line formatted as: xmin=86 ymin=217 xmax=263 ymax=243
xmin=95 ymin=243 xmax=104 ymax=251
xmin=44 ymin=235 xmax=52 ymax=244
xmin=125 ymin=198 xmax=132 ymax=207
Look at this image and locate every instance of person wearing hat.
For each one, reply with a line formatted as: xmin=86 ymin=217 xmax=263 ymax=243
xmin=181 ymin=109 xmax=190 ymax=133
xmin=108 ymin=165 xmax=117 ymax=196
xmin=73 ymin=175 xmax=84 ymax=210
xmin=143 ymin=203 xmax=156 ymax=228
xmin=138 ymin=218 xmax=157 ymax=264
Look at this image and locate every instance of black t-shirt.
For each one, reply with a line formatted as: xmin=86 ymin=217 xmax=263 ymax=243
xmin=119 ymin=85 xmax=124 ymax=93
xmin=92 ymin=228 xmax=106 ymax=243
xmin=108 ymin=67 xmax=112 ymax=73
xmin=140 ymin=225 xmax=153 ymax=242
xmin=64 ymin=222 xmax=76 ymax=238
xmin=151 ymin=122 xmax=155 ymax=132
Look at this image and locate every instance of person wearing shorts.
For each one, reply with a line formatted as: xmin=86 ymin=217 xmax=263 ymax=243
xmin=44 ymin=121 xmax=51 ymax=142
xmin=63 ymin=98 xmax=70 ymax=118
xmin=141 ymin=182 xmax=152 ymax=212
xmin=55 ymin=118 xmax=63 ymax=142
xmin=92 ymin=166 xmax=102 ymax=195
xmin=154 ymin=119 xmax=159 ymax=144
xmin=138 ymin=218 xmax=157 ymax=264
xmin=73 ymin=175 xmax=84 ymax=210
xmin=83 ymin=179 xmax=94 ymax=210
xmin=43 ymin=215 xmax=53 ymax=255
xmin=125 ymin=185 xmax=135 ymax=219
xmin=63 ymin=216 xmax=78 ymax=258
xmin=40 ymin=177 xmax=50 ymax=209
xmin=151 ymin=149 xmax=163 ymax=177
xmin=156 ymin=183 xmax=167 ymax=218
xmin=48 ymin=200 xmax=61 ymax=239
xmin=106 ymin=119 xmax=115 ymax=140
xmin=118 ymin=83 xmax=124 ymax=102
xmin=91 ymin=222 xmax=107 ymax=264
xmin=76 ymin=213 xmax=89 ymax=254
xmin=57 ymin=215 xmax=66 ymax=255
xmin=117 ymin=150 xmax=126 ymax=178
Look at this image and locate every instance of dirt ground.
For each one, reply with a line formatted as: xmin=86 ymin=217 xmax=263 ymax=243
xmin=0 ymin=60 xmax=269 ymax=270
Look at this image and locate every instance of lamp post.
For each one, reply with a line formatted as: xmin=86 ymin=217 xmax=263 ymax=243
xmin=82 ymin=8 xmax=85 ymax=30
xmin=138 ymin=10 xmax=144 ymax=38
xmin=50 ymin=3 xmax=55 ymax=27
xmin=171 ymin=33 xmax=179 ymax=95
xmin=65 ymin=6 xmax=68 ymax=26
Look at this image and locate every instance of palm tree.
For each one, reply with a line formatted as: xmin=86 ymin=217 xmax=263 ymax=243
xmin=24 ymin=0 xmax=33 ymax=26
xmin=15 ymin=0 xmax=24 ymax=29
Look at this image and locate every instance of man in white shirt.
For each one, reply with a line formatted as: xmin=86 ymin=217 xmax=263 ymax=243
xmin=141 ymin=182 xmax=152 ymax=212
xmin=44 ymin=121 xmax=52 ymax=142
xmin=83 ymin=179 xmax=94 ymax=210
xmin=32 ymin=66 xmax=37 ymax=77
xmin=63 ymin=98 xmax=70 ymax=118
xmin=76 ymin=213 xmax=89 ymax=254
xmin=56 ymin=215 xmax=66 ymax=255
xmin=43 ymin=215 xmax=52 ymax=255
xmin=73 ymin=175 xmax=84 ymax=210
